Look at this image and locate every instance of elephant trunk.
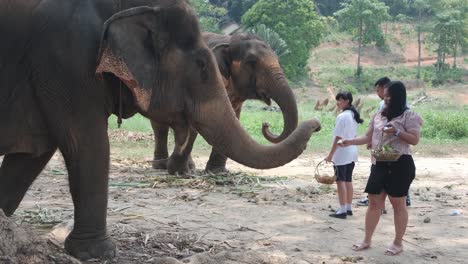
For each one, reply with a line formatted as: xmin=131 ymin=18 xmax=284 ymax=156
xmin=261 ymin=71 xmax=298 ymax=143
xmin=192 ymin=95 xmax=320 ymax=169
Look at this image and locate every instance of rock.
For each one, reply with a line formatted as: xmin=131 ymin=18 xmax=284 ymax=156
xmin=423 ymin=217 xmax=431 ymax=223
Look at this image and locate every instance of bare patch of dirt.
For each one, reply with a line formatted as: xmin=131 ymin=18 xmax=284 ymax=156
xmin=5 ymin=150 xmax=468 ymax=264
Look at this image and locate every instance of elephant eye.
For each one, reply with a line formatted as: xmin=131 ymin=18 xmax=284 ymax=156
xmin=196 ymin=59 xmax=208 ymax=81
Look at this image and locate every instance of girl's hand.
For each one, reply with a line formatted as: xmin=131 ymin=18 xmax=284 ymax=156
xmin=324 ymin=155 xmax=332 ymax=163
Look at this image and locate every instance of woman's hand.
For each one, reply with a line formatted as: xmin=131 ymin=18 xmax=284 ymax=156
xmin=338 ymin=139 xmax=352 ymax=147
xmin=382 ymin=124 xmax=397 ymax=135
xmin=324 ymin=154 xmax=333 ymax=163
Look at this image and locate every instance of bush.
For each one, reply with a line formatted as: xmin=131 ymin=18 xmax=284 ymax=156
xmin=421 ymin=111 xmax=468 ymax=139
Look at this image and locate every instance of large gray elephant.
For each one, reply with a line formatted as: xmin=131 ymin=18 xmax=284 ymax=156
xmin=0 ymin=0 xmax=320 ymax=260
xmin=151 ymin=33 xmax=299 ymax=173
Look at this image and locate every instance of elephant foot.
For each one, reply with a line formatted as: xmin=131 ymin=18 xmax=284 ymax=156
xmin=152 ymin=158 xmax=168 ymax=169
xmin=205 ymin=157 xmax=228 ymax=174
xmin=205 ymin=166 xmax=229 ymax=174
xmin=64 ymin=234 xmax=116 ymax=261
xmin=167 ymin=155 xmax=195 ymax=175
xmin=187 ymin=156 xmax=196 ymax=170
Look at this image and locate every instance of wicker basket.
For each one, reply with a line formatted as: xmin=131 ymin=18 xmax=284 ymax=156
xmin=372 ymin=128 xmax=402 ymax=162
xmin=314 ymin=160 xmax=336 ymax=184
xmin=371 ymin=149 xmax=402 ymax=162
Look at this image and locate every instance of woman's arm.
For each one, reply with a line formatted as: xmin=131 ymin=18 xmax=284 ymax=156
xmin=340 ymin=125 xmax=372 ymax=146
xmin=383 ymin=127 xmax=420 ymax=145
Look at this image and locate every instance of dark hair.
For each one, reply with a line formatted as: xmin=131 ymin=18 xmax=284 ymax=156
xmin=381 ymin=81 xmax=408 ymax=121
xmin=374 ymin=77 xmax=391 ymax=88
xmin=335 ymin=91 xmax=364 ymax=124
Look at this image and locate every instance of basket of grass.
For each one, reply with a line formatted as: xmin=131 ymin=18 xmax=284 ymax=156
xmin=314 ymin=160 xmax=336 ymax=184
xmin=371 ymin=143 xmax=401 ymax=162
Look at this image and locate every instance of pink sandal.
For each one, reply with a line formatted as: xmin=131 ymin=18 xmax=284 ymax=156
xmin=385 ymin=244 xmax=403 ymax=256
xmin=352 ymin=242 xmax=370 ymax=251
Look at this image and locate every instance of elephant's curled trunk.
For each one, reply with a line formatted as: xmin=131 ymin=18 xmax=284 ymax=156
xmin=261 ymin=74 xmax=298 ymax=143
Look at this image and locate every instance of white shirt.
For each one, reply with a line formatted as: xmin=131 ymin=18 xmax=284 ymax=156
xmin=378 ymin=100 xmax=385 ymax=111
xmin=332 ymin=110 xmax=358 ymax=166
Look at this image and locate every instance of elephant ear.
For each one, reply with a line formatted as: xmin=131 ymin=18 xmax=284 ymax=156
xmin=96 ymin=5 xmax=195 ymax=113
xmin=210 ymin=43 xmax=231 ymax=79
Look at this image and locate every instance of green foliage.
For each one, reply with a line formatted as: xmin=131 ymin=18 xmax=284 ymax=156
xmin=108 ymin=99 xmax=468 ymax=157
xmin=334 ymin=0 xmax=390 ymax=76
xmin=334 ymin=0 xmax=390 ymax=46
xmin=420 ymin=109 xmax=468 ymax=139
xmin=314 ymin=0 xmax=346 ymax=16
xmin=313 ymin=64 xmax=466 ymax=92
xmin=226 ymin=0 xmax=258 ymax=22
xmin=382 ymin=0 xmax=410 ymax=17
xmin=242 ymin=0 xmax=324 ymax=80
xmin=190 ymin=0 xmax=227 ymax=32
xmin=246 ymin=24 xmax=290 ymax=58
xmin=426 ymin=67 xmax=466 ymax=85
xmin=428 ymin=0 xmax=467 ymax=71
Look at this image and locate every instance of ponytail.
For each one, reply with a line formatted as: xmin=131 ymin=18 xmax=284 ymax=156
xmin=335 ymin=91 xmax=364 ymax=124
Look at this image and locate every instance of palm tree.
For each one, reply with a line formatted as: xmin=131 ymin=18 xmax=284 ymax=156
xmin=247 ymin=24 xmax=290 ymax=58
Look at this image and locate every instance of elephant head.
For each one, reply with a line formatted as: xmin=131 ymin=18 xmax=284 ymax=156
xmin=96 ymin=2 xmax=320 ymax=169
xmin=207 ymin=33 xmax=298 ymax=143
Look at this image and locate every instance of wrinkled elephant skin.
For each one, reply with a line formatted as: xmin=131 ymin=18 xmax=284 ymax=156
xmin=0 ymin=0 xmax=320 ymax=261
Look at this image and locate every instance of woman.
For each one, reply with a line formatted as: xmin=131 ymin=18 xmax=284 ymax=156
xmin=325 ymin=91 xmax=363 ymax=219
xmin=340 ymin=81 xmax=423 ymax=255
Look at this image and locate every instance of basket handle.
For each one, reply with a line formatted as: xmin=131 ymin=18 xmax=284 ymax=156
xmin=315 ymin=159 xmax=334 ymax=175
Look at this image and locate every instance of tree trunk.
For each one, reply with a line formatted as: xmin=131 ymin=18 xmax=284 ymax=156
xmin=417 ymin=11 xmax=422 ymax=79
xmin=417 ymin=30 xmax=422 ymax=79
xmin=453 ymin=43 xmax=457 ymax=68
xmin=356 ymin=18 xmax=363 ymax=77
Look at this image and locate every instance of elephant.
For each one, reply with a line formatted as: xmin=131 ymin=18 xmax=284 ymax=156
xmin=151 ymin=32 xmax=299 ymax=173
xmin=0 ymin=0 xmax=321 ymax=260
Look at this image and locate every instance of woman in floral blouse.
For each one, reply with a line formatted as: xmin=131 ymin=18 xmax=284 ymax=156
xmin=340 ymin=81 xmax=423 ymax=256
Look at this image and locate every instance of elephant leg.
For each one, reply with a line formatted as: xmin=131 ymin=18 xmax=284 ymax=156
xmin=0 ymin=149 xmax=56 ymax=216
xmin=59 ymin=126 xmax=116 ymax=260
xmin=205 ymin=149 xmax=229 ymax=173
xmin=151 ymin=121 xmax=169 ymax=169
xmin=167 ymin=127 xmax=197 ymax=175
xmin=205 ymin=103 xmax=243 ymax=173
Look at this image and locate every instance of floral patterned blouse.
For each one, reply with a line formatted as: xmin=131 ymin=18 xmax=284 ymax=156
xmin=369 ymin=110 xmax=423 ymax=164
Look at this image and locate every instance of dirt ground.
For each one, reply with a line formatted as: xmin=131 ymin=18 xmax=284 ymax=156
xmin=6 ymin=149 xmax=467 ymax=264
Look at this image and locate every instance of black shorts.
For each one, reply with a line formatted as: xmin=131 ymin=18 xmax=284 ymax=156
xmin=365 ymin=155 xmax=416 ymax=197
xmin=334 ymin=162 xmax=355 ymax=182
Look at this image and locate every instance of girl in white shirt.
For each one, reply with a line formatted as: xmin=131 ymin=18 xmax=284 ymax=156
xmin=325 ymin=91 xmax=363 ymax=219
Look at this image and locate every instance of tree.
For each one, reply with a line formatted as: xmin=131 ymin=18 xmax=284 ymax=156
xmin=382 ymin=0 xmax=410 ymax=17
xmin=334 ymin=0 xmax=390 ymax=77
xmin=431 ymin=7 xmax=466 ymax=71
xmin=190 ymin=0 xmax=227 ymax=32
xmin=246 ymin=24 xmax=290 ymax=58
xmin=314 ymin=0 xmax=346 ymax=16
xmin=207 ymin=1 xmax=259 ymax=23
xmin=408 ymin=0 xmax=436 ymax=79
xmin=442 ymin=0 xmax=467 ymax=69
xmin=242 ymin=0 xmax=324 ymax=80
xmin=227 ymin=0 xmax=258 ymax=22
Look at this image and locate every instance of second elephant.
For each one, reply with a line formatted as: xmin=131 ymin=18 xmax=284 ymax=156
xmin=151 ymin=32 xmax=299 ymax=173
